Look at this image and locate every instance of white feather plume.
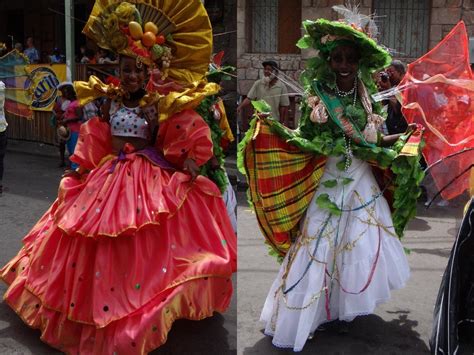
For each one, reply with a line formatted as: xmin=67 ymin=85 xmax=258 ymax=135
xmin=332 ymin=2 xmax=379 ymax=39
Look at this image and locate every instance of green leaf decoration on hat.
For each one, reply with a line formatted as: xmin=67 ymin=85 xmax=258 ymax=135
xmin=299 ymin=19 xmax=390 ymax=76
xmin=302 ymin=19 xmax=391 ymax=73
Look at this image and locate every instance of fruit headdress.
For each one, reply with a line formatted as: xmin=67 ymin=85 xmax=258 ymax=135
xmin=82 ymin=0 xmax=213 ymax=84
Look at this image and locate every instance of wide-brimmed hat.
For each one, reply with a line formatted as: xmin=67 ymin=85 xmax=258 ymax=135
xmin=298 ymin=18 xmax=391 ymax=72
xmin=82 ymin=0 xmax=213 ymax=83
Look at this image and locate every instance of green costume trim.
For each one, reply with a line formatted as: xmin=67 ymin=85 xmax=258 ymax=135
xmin=237 ymin=17 xmax=423 ymax=262
xmin=297 ymin=19 xmax=391 ymax=73
xmin=206 ymin=64 xmax=235 ymax=84
xmin=196 ymin=96 xmax=228 ymax=193
xmin=238 ymin=112 xmax=424 ymax=242
xmin=312 ymin=81 xmax=374 ymax=148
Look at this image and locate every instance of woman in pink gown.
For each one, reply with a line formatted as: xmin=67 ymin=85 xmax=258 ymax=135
xmin=0 ymin=1 xmax=236 ymax=353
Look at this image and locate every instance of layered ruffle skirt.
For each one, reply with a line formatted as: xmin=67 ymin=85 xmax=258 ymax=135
xmin=1 ymin=150 xmax=236 ymax=354
xmin=260 ymin=156 xmax=410 ymax=351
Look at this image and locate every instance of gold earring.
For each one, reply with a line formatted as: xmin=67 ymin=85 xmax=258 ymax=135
xmin=136 ymin=57 xmax=143 ymax=69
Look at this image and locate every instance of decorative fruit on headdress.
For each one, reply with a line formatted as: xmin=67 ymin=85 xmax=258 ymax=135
xmin=84 ymin=1 xmax=176 ymax=78
xmin=83 ymin=0 xmax=214 ymax=85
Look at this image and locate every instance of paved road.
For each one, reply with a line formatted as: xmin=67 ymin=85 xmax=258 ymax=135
xmin=236 ymin=188 xmax=472 ymax=355
xmin=0 ymin=143 xmax=236 ymax=355
xmin=1 ymin=140 xmax=471 ymax=355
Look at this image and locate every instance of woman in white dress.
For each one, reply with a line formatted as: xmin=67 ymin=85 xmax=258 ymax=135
xmin=239 ymin=11 xmax=424 ymax=352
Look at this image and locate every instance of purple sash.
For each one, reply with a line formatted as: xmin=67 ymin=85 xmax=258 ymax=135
xmin=109 ymin=146 xmax=176 ymax=173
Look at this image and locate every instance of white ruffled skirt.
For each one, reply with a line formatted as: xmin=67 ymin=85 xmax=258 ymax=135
xmin=260 ymin=156 xmax=410 ymax=351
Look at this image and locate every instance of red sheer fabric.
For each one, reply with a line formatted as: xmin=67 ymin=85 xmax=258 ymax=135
xmin=400 ymin=21 xmax=474 ymax=200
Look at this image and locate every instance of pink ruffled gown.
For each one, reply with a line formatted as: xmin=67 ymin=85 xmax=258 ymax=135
xmin=1 ymin=109 xmax=237 ymax=354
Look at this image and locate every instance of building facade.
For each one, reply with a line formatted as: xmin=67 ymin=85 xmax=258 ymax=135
xmin=237 ymin=0 xmax=474 ymax=99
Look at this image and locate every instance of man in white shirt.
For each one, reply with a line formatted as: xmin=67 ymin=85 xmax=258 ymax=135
xmin=237 ymin=60 xmax=290 ymax=126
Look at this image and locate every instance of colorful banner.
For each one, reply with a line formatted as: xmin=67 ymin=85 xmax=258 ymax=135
xmin=0 ymin=50 xmax=32 ymax=118
xmin=26 ymin=64 xmax=66 ymax=112
xmin=0 ymin=50 xmax=67 ymax=117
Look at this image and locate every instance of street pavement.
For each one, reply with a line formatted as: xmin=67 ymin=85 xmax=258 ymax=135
xmin=1 ymin=140 xmax=472 ymax=355
xmin=237 ymin=188 xmax=472 ymax=355
xmin=0 ymin=141 xmax=236 ymax=355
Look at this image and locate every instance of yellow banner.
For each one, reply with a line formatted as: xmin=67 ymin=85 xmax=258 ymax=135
xmin=26 ymin=64 xmax=67 ymax=112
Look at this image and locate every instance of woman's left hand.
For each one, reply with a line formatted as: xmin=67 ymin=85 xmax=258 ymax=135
xmin=405 ymin=123 xmax=418 ymax=133
xmin=183 ymin=158 xmax=199 ymax=181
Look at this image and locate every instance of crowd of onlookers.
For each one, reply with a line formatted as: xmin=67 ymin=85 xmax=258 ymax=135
xmin=5 ymin=36 xmax=117 ymax=65
xmin=0 ymin=37 xmax=119 ymax=173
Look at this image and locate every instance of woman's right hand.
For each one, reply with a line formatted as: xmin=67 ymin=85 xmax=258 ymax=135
xmin=183 ymin=158 xmax=199 ymax=181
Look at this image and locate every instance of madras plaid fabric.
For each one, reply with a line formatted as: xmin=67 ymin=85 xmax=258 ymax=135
xmin=400 ymin=127 xmax=423 ymax=157
xmin=243 ymin=120 xmax=326 ymax=256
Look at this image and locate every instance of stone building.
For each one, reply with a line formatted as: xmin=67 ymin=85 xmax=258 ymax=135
xmin=237 ymin=0 xmax=474 ymax=111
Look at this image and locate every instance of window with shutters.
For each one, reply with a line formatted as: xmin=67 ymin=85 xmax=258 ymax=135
xmin=248 ymin=0 xmax=302 ymax=54
xmin=373 ymin=0 xmax=430 ymax=58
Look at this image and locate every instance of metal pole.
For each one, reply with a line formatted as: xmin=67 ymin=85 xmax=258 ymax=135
xmin=65 ymin=0 xmax=75 ymax=81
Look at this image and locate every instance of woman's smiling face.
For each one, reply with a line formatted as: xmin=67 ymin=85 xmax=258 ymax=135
xmin=329 ymin=44 xmax=360 ymax=85
xmin=119 ymin=56 xmax=147 ymax=94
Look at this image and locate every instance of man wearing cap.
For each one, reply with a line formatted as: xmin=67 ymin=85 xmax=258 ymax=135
xmin=237 ymin=60 xmax=290 ymax=126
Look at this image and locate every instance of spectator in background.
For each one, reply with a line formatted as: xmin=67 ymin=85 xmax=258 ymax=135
xmin=56 ymin=82 xmax=83 ymax=171
xmin=24 ymin=37 xmax=40 ymax=64
xmin=375 ymin=70 xmax=392 ymax=135
xmin=387 ymin=60 xmax=406 ymax=86
xmin=14 ymin=43 xmax=23 ymax=52
xmin=52 ymin=92 xmax=68 ymax=168
xmin=76 ymin=45 xmax=87 ymax=63
xmin=96 ymin=48 xmax=118 ymax=64
xmin=82 ymin=98 xmax=103 ymax=121
xmin=80 ymin=48 xmax=96 ymax=64
xmin=384 ymin=60 xmax=408 ymax=134
xmin=237 ymin=60 xmax=290 ymax=127
xmin=376 ymin=70 xmax=391 ymax=92
xmin=0 ymin=46 xmax=6 ymax=193
xmin=0 ymin=80 xmax=6 ymax=194
xmin=49 ymin=48 xmax=65 ymax=64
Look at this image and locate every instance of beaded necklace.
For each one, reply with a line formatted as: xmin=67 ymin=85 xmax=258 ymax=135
xmin=335 ymin=75 xmax=358 ymax=106
xmin=335 ymin=77 xmax=359 ymax=171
